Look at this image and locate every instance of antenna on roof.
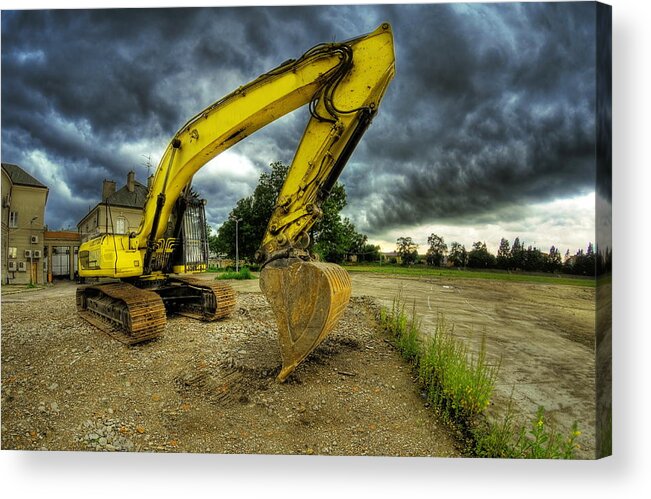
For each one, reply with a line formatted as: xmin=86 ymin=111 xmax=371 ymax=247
xmin=140 ymin=154 xmax=153 ymax=176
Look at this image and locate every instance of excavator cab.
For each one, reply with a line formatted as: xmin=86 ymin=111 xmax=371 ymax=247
xmin=148 ymin=192 xmax=210 ymax=275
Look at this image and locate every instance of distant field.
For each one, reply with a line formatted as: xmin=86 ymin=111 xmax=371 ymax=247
xmin=343 ymin=264 xmax=596 ymax=287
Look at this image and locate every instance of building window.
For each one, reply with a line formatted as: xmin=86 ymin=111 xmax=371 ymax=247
xmin=8 ymin=247 xmax=17 ymax=259
xmin=115 ymin=217 xmax=126 ymax=234
xmin=9 ymin=211 xmax=18 ymax=228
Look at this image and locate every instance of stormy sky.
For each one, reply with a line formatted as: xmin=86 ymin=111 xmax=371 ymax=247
xmin=1 ymin=2 xmax=602 ymax=254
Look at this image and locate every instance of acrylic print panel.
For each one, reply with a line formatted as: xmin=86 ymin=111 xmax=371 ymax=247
xmin=0 ymin=2 xmax=611 ymax=459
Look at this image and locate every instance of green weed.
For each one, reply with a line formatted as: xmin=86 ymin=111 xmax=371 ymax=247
xmin=475 ymin=403 xmax=581 ymax=459
xmin=418 ymin=318 xmax=499 ymax=421
xmin=380 ymin=294 xmax=498 ymax=422
xmin=379 ymin=294 xmax=580 ymax=459
xmin=215 ymin=267 xmax=255 ymax=280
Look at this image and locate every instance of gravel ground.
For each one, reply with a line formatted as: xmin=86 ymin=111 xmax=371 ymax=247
xmin=1 ymin=282 xmax=461 ymax=457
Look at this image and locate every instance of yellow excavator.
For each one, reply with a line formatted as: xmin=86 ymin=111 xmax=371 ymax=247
xmin=76 ymin=23 xmax=395 ymax=381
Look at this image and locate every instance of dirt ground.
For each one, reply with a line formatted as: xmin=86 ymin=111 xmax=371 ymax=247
xmin=0 ymin=280 xmax=460 ymax=457
xmin=227 ymin=272 xmax=597 ymax=458
xmin=353 ymin=273 xmax=597 ymax=458
xmin=1 ymin=271 xmax=597 ymax=458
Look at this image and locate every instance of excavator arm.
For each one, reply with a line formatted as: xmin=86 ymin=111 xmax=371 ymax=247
xmin=138 ymin=23 xmax=393 ymax=267
xmin=78 ymin=23 xmax=395 ymax=380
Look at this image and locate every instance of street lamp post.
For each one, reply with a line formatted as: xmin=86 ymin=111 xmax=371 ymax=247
xmin=230 ymin=216 xmax=242 ymax=273
xmin=30 ymin=216 xmax=38 ymax=285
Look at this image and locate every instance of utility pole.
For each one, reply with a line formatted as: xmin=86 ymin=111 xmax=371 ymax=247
xmin=230 ymin=216 xmax=242 ymax=273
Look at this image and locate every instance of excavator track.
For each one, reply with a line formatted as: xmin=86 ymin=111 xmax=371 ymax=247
xmin=165 ymin=276 xmax=236 ymax=321
xmin=76 ymin=282 xmax=166 ymax=345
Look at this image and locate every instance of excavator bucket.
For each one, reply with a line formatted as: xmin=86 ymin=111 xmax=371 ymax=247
xmin=260 ymin=258 xmax=352 ymax=382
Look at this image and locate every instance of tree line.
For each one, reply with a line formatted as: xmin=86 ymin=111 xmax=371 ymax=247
xmin=395 ymin=234 xmax=611 ymax=276
xmin=207 ymin=161 xmax=610 ymax=276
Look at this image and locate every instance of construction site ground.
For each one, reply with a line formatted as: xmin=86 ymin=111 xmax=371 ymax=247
xmin=229 ymin=272 xmax=598 ymax=458
xmin=1 ymin=271 xmax=596 ymax=458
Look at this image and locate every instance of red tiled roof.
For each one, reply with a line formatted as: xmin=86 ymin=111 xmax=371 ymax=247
xmin=44 ymin=231 xmax=80 ymax=241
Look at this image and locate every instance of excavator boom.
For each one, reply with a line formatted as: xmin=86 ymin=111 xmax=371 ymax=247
xmin=77 ymin=24 xmax=395 ymax=381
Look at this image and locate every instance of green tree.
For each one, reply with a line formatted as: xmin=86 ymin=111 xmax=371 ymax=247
xmin=496 ymin=237 xmax=511 ymax=269
xmin=215 ymin=161 xmax=366 ymax=263
xmin=510 ymin=237 xmax=524 ymax=270
xmin=546 ymin=245 xmax=562 ymax=273
xmin=396 ymin=237 xmax=419 ymax=265
xmin=310 ymin=179 xmax=368 ymax=263
xmin=313 ymin=214 xmax=367 ymax=263
xmin=523 ymin=245 xmax=544 ymax=272
xmin=425 ymin=233 xmax=447 ymax=267
xmin=214 ymin=194 xmax=259 ymax=261
xmin=358 ymin=243 xmax=381 ymax=263
xmin=467 ymin=241 xmax=496 ymax=269
xmin=448 ymin=242 xmax=467 ymax=268
xmin=570 ymin=243 xmax=596 ymax=276
xmin=206 ymin=223 xmax=221 ymax=256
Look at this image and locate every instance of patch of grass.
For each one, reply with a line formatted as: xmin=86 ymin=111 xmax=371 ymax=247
xmin=419 ymin=318 xmax=499 ymax=421
xmin=347 ymin=264 xmax=595 ymax=287
xmin=474 ymin=402 xmax=581 ymax=459
xmin=379 ymin=294 xmax=581 ymax=459
xmin=215 ymin=267 xmax=255 ymax=280
xmin=380 ymin=294 xmax=498 ymax=422
xmin=384 ymin=294 xmax=420 ymax=362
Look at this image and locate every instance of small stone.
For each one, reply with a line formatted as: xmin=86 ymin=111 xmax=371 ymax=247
xmin=47 ymin=383 xmax=58 ymax=390
xmin=99 ymin=437 xmax=108 ymax=445
xmin=306 ymin=448 xmax=314 ymax=455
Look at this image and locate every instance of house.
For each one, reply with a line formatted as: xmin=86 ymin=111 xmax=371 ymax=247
xmin=77 ymin=171 xmax=150 ymax=243
xmin=380 ymin=251 xmax=402 ymax=265
xmin=1 ymin=163 xmax=49 ymax=284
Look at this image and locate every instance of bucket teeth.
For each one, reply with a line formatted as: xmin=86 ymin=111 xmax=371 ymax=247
xmin=260 ymin=258 xmax=351 ymax=381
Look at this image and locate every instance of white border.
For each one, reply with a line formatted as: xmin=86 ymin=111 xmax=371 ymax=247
xmin=1 ymin=1 xmax=649 ymax=497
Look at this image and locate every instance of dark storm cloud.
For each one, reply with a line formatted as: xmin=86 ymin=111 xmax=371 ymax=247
xmin=340 ymin=2 xmax=597 ymax=235
xmin=1 ymin=3 xmax=599 ymax=235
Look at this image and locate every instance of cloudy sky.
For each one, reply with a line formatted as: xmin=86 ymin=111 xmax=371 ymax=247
xmin=1 ymin=2 xmax=604 ymax=254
